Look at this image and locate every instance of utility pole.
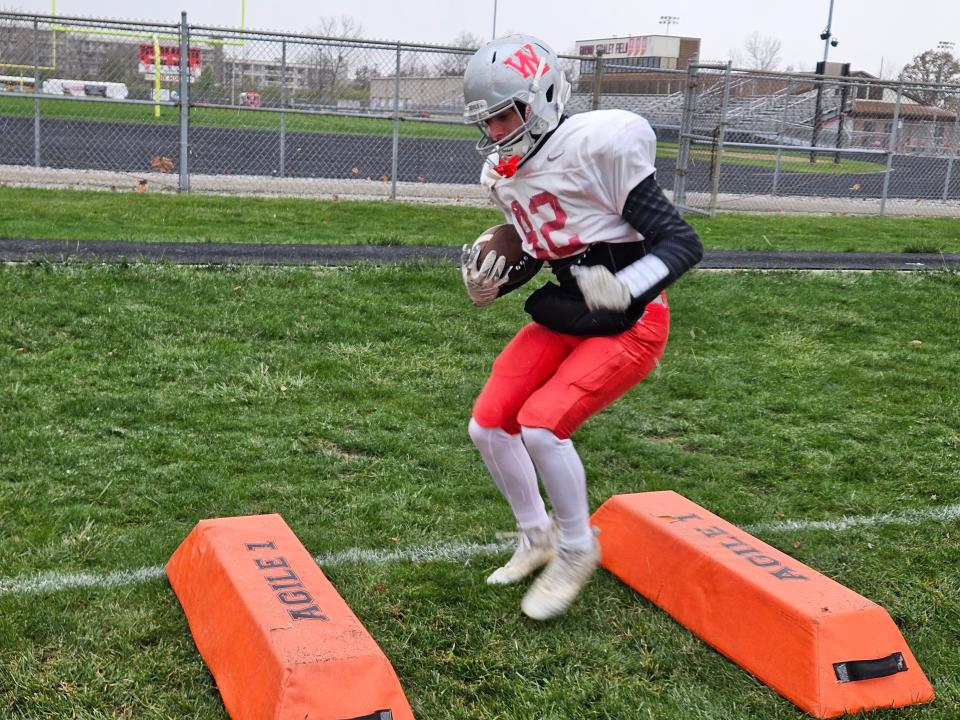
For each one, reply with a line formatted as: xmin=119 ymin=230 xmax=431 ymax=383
xmin=811 ymin=0 xmax=838 ymax=162
xmin=821 ymin=0 xmax=836 ymax=64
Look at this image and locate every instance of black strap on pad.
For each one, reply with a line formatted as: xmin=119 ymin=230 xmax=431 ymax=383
xmin=834 ymin=652 xmax=907 ymax=683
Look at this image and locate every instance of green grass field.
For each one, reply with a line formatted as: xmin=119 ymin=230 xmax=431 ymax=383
xmin=0 ymin=95 xmax=475 ymax=139
xmin=1 ymin=203 xmax=959 ymax=719
xmin=2 ymin=186 xmax=959 ymax=252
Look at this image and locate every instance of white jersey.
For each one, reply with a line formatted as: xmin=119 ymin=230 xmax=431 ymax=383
xmin=482 ymin=109 xmax=657 ymax=261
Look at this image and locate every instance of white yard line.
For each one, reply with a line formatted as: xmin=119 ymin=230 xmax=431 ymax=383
xmin=0 ymin=565 xmax=168 ymax=597
xmin=0 ymin=541 xmax=514 ymax=597
xmin=745 ymin=503 xmax=960 ymax=533
xmin=312 ymin=540 xmax=513 ymax=567
xmin=2 ymin=504 xmax=957 ymax=597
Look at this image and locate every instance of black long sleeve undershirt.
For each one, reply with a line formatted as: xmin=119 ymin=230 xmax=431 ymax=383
xmin=524 ymin=175 xmax=704 ymax=336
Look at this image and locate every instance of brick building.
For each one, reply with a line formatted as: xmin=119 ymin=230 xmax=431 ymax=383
xmin=574 ymin=35 xmax=701 ymax=95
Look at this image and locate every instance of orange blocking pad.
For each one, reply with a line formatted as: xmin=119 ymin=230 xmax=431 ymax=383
xmin=167 ymin=514 xmax=415 ymax=720
xmin=591 ymin=491 xmax=934 ymax=718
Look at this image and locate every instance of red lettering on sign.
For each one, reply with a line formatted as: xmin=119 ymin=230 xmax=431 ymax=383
xmin=627 ymin=36 xmax=648 ymax=57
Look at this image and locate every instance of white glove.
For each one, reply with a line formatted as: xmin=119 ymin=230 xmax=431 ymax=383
xmin=570 ymin=264 xmax=631 ymax=312
xmin=461 ymin=237 xmax=509 ymax=307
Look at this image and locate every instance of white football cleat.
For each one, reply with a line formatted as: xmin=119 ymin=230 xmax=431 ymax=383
xmin=486 ymin=523 xmax=557 ymax=585
xmin=520 ymin=535 xmax=600 ymax=620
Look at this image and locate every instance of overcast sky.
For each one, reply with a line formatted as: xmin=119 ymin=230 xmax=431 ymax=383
xmin=6 ymin=0 xmax=958 ymax=77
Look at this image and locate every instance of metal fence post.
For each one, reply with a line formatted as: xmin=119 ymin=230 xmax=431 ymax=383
xmin=810 ymin=68 xmax=824 ymax=163
xmin=833 ymin=77 xmax=850 ymax=164
xmin=673 ymin=55 xmax=699 ymax=209
xmin=772 ymin=83 xmax=793 ymax=196
xmin=591 ymin=49 xmax=604 ymax=111
xmin=943 ymin=95 xmax=959 ymax=202
xmin=879 ymin=81 xmax=903 ymax=216
xmin=708 ymin=62 xmax=732 ymax=217
xmin=178 ymin=12 xmax=190 ymax=192
xmin=32 ymin=18 xmax=41 ymax=167
xmin=280 ymin=39 xmax=287 ymax=178
xmin=12 ymin=11 xmax=958 ymax=214
xmin=390 ymin=42 xmax=401 ymax=201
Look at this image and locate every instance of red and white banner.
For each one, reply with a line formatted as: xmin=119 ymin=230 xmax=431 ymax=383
xmin=138 ymin=44 xmax=202 ymax=82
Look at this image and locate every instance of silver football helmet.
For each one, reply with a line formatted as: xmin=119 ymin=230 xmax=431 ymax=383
xmin=463 ymin=34 xmax=570 ymax=162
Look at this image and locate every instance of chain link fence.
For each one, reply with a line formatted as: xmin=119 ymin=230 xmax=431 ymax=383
xmin=0 ymin=13 xmax=183 ymax=177
xmin=2 ymin=10 xmax=959 ymax=215
xmin=671 ymin=62 xmax=960 ymax=216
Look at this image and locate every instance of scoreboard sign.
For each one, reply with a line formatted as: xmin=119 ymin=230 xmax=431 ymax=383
xmin=138 ymin=44 xmax=202 ymax=82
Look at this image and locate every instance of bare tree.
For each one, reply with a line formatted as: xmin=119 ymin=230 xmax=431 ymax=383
xmin=435 ymin=31 xmax=483 ymax=75
xmin=399 ymin=54 xmax=431 ymax=77
xmin=901 ymin=47 xmax=960 ymax=107
xmin=743 ymin=32 xmax=781 ymax=71
xmin=301 ymin=16 xmax=364 ymax=103
xmin=311 ymin=16 xmax=363 ymax=41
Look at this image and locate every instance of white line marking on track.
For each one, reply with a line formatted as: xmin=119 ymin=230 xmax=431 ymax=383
xmin=1 ymin=505 xmax=957 ymax=597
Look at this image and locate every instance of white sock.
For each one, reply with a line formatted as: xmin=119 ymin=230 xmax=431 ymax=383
xmin=520 ymin=426 xmax=594 ymax=549
xmin=468 ymin=418 xmax=550 ymax=530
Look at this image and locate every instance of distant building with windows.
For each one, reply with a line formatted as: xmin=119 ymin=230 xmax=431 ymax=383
xmin=574 ymin=35 xmax=701 ymax=95
xmin=220 ymin=57 xmax=324 ymax=93
xmin=368 ymin=76 xmax=462 ymax=113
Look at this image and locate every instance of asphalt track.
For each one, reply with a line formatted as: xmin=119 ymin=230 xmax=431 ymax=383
xmin=2 ymin=238 xmax=960 ymax=271
xmin=3 ymin=115 xmax=960 ymax=199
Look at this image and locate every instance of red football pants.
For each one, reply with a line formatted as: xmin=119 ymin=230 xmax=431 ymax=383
xmin=472 ymin=295 xmax=670 ymax=439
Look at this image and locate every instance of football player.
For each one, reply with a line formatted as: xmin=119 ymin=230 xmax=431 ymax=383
xmin=460 ymin=35 xmax=704 ymax=620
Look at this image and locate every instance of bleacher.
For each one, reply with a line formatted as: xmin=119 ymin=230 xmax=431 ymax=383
xmin=563 ymin=81 xmax=844 ymax=148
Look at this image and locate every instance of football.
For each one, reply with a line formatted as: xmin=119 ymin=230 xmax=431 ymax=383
xmin=473 ymin=224 xmax=543 ymax=296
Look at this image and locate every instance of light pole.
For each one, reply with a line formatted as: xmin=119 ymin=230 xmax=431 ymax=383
xmin=819 ymin=0 xmax=838 ymax=65
xmin=492 ymin=0 xmax=498 ymax=41
xmin=659 ymin=15 xmax=679 ymax=36
xmin=811 ymin=0 xmax=839 ymax=162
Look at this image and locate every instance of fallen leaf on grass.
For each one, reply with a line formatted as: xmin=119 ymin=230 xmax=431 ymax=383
xmin=150 ymin=155 xmax=174 ymax=173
